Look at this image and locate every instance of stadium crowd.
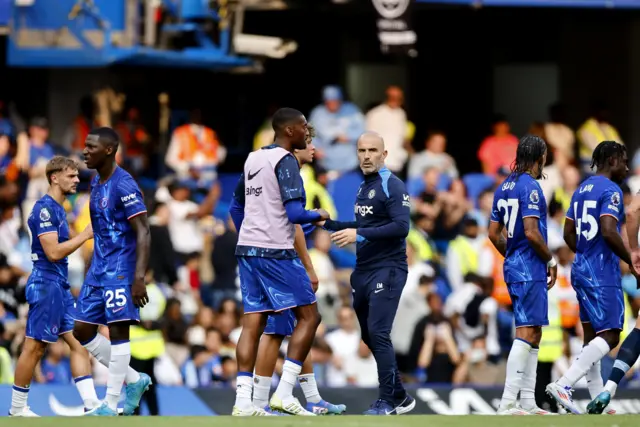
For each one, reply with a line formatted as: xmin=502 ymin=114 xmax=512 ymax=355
xmin=0 ymin=85 xmax=639 ymax=405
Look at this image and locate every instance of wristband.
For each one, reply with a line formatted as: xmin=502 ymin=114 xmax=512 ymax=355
xmin=547 ymin=257 xmax=557 ymax=268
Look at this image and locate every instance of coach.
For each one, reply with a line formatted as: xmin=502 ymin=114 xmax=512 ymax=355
xmin=319 ymin=132 xmax=415 ymax=416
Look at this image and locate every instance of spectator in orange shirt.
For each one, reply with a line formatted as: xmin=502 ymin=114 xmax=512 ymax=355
xmin=477 ymin=115 xmax=519 ymax=176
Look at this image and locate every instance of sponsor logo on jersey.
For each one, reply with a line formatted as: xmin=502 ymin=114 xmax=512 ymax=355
xmin=246 ymin=186 xmax=263 ymax=197
xmin=355 ymin=204 xmax=373 ymax=216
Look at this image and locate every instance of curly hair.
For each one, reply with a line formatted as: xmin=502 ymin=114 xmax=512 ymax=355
xmin=511 ymin=134 xmax=547 ymax=178
xmin=590 ymin=140 xmax=626 ymax=172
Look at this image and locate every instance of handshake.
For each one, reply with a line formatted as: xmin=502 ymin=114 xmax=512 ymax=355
xmin=312 ymin=208 xmax=331 ymax=226
xmin=311 ymin=208 xmax=357 ymax=248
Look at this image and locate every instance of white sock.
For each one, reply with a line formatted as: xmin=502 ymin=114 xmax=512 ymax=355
xmin=234 ymin=373 xmax=254 ymax=409
xmin=604 ymin=379 xmax=618 ymax=397
xmin=252 ymin=375 xmax=272 ymax=409
xmin=274 ymin=359 xmax=302 ymax=398
xmin=299 ymin=373 xmax=321 ymax=404
xmin=586 ymin=360 xmax=603 ymax=399
xmin=105 ymin=341 xmax=131 ymax=411
xmin=74 ymin=376 xmax=99 ymax=409
xmin=557 ymin=337 xmax=610 ymax=388
xmin=499 ymin=339 xmax=531 ymax=409
xmin=83 ymin=334 xmax=140 ymax=384
xmin=520 ymin=347 xmax=539 ymax=410
xmin=10 ymin=385 xmax=29 ymax=414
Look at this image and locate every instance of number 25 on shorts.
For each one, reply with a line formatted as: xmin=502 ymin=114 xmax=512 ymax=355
xmin=105 ymin=289 xmax=127 ymax=308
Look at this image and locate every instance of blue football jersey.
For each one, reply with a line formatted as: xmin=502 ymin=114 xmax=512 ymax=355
xmin=491 ymin=173 xmax=548 ymax=283
xmin=27 ymin=194 xmax=70 ymax=283
xmin=567 ymin=175 xmax=624 ymax=288
xmin=86 ymin=167 xmax=147 ymax=287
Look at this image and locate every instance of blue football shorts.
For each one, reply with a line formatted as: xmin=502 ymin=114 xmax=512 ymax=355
xmin=237 ymin=256 xmax=316 ymax=314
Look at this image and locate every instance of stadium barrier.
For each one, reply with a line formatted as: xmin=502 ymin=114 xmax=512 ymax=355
xmin=0 ymin=385 xmax=215 ymax=416
xmin=195 ymin=387 xmax=640 ymax=415
xmin=2 ymin=385 xmax=640 ymax=415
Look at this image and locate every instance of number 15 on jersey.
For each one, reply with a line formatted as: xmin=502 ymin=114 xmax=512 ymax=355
xmin=574 ymin=201 xmax=598 ymax=241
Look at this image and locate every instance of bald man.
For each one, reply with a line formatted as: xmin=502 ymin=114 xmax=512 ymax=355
xmin=317 ymin=132 xmax=415 ymax=415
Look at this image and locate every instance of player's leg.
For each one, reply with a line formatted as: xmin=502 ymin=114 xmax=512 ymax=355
xmin=300 ymin=350 xmax=346 ymax=415
xmin=514 ymin=281 xmax=547 ymax=414
xmin=74 ymin=284 xmax=143 ymax=415
xmin=269 ymin=259 xmax=320 ymax=415
xmin=61 ymin=289 xmax=100 ymax=411
xmin=271 ymin=303 xmax=319 ymax=414
xmin=11 ymin=278 xmax=65 ymax=417
xmin=350 ymin=270 xmax=379 ymax=414
xmin=588 ymin=291 xmax=636 ymax=414
xmin=580 ymin=323 xmax=606 ymax=402
xmin=10 ymin=338 xmax=46 ymax=416
xmin=260 ymin=308 xmax=344 ymax=415
xmin=588 ymin=316 xmax=640 ymax=414
xmin=104 ymin=285 xmax=151 ymax=416
xmin=548 ymin=285 xmax=622 ymax=414
xmin=63 ymin=333 xmax=100 ymax=411
xmin=362 ymin=268 xmax=414 ymax=415
xmin=233 ymin=256 xmax=272 ymax=416
xmin=253 ymin=325 xmax=285 ymax=410
xmin=574 ymin=322 xmax=609 ymax=408
xmin=498 ymin=281 xmax=544 ymax=415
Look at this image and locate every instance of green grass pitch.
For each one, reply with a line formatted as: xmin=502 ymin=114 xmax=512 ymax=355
xmin=3 ymin=415 xmax=640 ymax=427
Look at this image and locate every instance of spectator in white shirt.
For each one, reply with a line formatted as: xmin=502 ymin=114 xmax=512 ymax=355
xmin=365 ymin=86 xmax=409 ymax=175
xmin=408 ymin=131 xmax=458 ymax=181
xmin=325 ymin=306 xmax=361 ymax=387
xmin=345 ymin=340 xmax=378 ymax=387
xmin=393 ymin=242 xmax=435 ymax=371
xmin=156 ymin=180 xmax=204 ymax=262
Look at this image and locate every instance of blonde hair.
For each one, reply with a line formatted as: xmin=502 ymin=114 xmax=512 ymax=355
xmin=46 ymin=156 xmax=79 ymax=184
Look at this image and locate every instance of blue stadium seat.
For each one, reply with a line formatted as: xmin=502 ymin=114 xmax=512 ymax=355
xmin=327 ymin=171 xmax=363 ymax=221
xmin=407 ymin=174 xmax=452 ymax=197
xmin=462 ymin=173 xmax=495 ymax=207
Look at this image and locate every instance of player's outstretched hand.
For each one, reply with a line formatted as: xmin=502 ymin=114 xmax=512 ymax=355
xmin=331 ymin=229 xmax=357 ymax=248
xmin=316 ymin=208 xmax=330 ymax=221
xmin=547 ymin=265 xmax=558 ymax=290
xmin=82 ymin=223 xmax=94 ymax=241
xmin=132 ymin=277 xmax=149 ymax=308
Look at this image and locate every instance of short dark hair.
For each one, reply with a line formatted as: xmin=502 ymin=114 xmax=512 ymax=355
xmin=88 ymin=127 xmax=120 ymax=151
xmin=46 ymin=156 xmax=79 ymax=184
xmin=272 ymin=108 xmax=303 ymax=134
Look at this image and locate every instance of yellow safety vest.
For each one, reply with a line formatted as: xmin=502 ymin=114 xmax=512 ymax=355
xmin=553 ymin=188 xmax=571 ymax=214
xmin=578 ymin=119 xmax=622 ymax=166
xmin=407 ymin=227 xmax=433 ymax=262
xmin=0 ymin=347 xmax=13 ymax=384
xmin=300 ymin=165 xmax=337 ymax=219
xmin=130 ymin=284 xmax=166 ymax=360
xmin=449 ymin=236 xmax=478 ymax=276
xmin=620 ymin=295 xmax=634 ymax=342
xmin=539 ymin=287 xmax=564 ymax=362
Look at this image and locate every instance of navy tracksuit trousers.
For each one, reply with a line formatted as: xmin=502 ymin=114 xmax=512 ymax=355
xmin=351 ymin=266 xmax=407 ymax=404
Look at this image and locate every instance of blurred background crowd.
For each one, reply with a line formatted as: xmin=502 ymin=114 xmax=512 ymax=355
xmin=0 ymin=82 xmax=639 ymax=412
